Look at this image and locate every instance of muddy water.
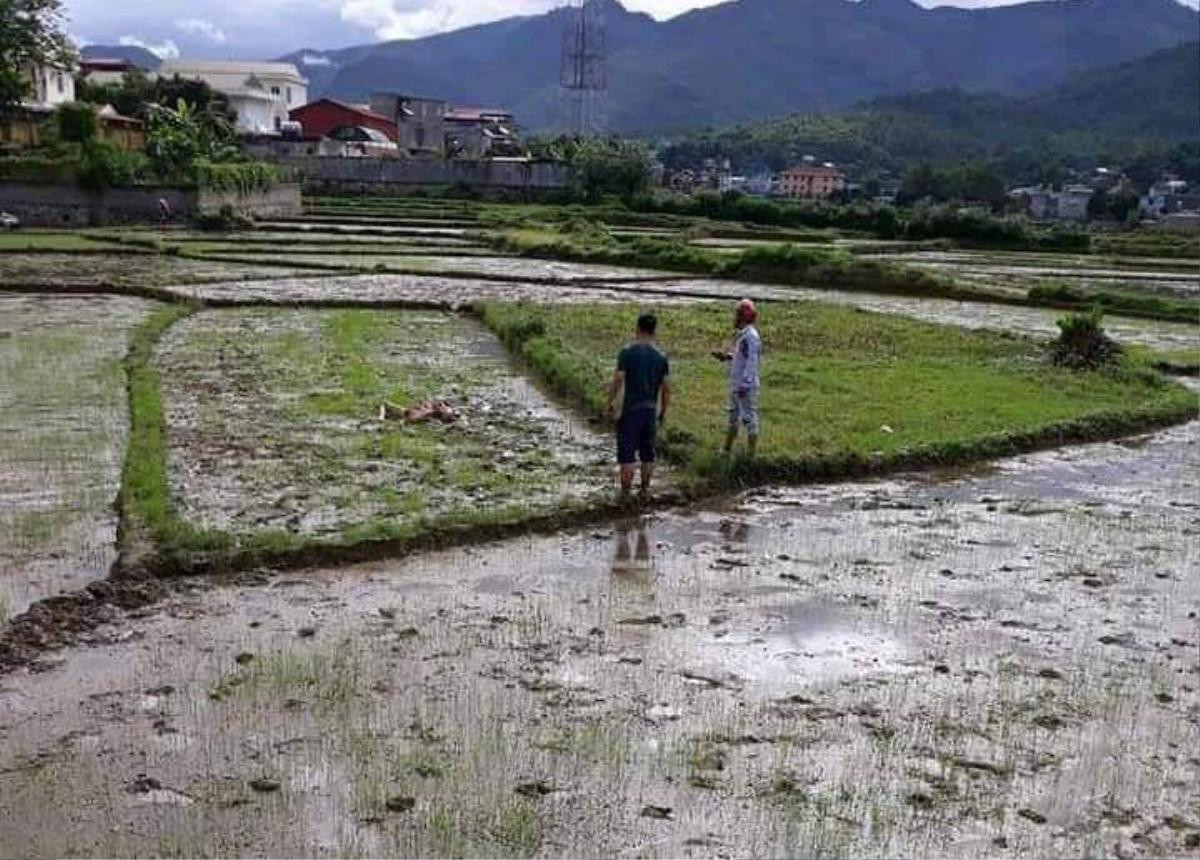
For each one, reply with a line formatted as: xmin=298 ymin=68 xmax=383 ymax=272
xmin=156 ymin=308 xmax=613 ymax=538
xmin=1 ymin=416 xmax=1195 ymax=858
xmin=0 ymin=294 xmax=156 ymax=618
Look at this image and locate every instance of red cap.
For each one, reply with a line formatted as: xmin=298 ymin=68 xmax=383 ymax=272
xmin=736 ymin=298 xmax=758 ymax=325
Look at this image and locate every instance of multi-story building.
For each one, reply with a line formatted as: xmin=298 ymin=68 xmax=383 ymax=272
xmin=775 ymin=163 xmax=846 ymax=199
xmin=370 ymin=93 xmax=446 ymax=156
xmin=22 ymin=63 xmax=75 ymax=109
xmin=157 ymin=60 xmax=307 ymax=134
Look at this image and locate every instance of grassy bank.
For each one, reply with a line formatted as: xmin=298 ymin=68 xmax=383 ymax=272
xmin=490 ymin=227 xmax=993 ymax=302
xmin=1028 ymin=283 xmax=1199 ymax=325
xmin=482 ymin=301 xmax=1198 ymax=485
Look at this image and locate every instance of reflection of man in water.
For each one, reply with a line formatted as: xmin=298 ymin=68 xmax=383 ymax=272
xmin=612 ymin=522 xmax=653 ymax=576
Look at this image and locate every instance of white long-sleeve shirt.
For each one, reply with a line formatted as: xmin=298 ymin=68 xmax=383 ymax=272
xmin=730 ymin=325 xmax=761 ymax=391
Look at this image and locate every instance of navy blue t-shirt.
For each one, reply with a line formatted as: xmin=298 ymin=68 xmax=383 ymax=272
xmin=617 ymin=342 xmax=669 ymax=414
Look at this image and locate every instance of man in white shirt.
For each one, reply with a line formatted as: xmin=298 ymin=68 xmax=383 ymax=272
xmin=712 ymin=299 xmax=761 ymax=457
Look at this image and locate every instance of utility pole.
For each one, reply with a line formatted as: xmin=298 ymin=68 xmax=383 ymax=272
xmin=560 ymin=0 xmax=607 ymax=136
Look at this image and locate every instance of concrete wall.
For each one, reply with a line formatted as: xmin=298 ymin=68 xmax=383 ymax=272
xmin=0 ymin=181 xmax=301 ymax=226
xmin=287 ymin=156 xmax=573 ymax=196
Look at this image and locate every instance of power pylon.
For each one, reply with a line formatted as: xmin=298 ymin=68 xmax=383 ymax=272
xmin=560 ymin=0 xmax=607 ymax=136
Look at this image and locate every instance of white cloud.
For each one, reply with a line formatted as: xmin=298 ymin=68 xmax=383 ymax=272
xmin=175 ymin=18 xmax=228 ymax=44
xmin=118 ymin=35 xmax=181 ymax=59
xmin=336 ymin=0 xmax=553 ymax=40
xmin=300 ymin=52 xmax=336 ymax=66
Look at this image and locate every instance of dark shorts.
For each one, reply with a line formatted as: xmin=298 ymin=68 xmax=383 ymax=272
xmin=617 ymin=409 xmax=657 ymax=465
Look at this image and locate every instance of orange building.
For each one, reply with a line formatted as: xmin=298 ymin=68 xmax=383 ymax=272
xmin=776 ymin=164 xmax=846 ymax=199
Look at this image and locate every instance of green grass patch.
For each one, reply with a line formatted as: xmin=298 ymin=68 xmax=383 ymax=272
xmin=1093 ymin=231 xmax=1200 ymax=260
xmin=482 ymin=301 xmax=1197 ymax=484
xmin=120 ymin=303 xmax=239 ymax=569
xmin=0 ymin=231 xmax=131 ymax=253
xmin=1028 ymin=282 xmax=1199 ymax=324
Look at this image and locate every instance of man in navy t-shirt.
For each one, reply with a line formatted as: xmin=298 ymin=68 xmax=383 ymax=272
xmin=607 ymin=313 xmax=671 ymax=497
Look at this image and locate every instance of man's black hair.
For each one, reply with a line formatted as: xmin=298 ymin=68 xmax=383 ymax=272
xmin=637 ymin=313 xmax=658 ymax=335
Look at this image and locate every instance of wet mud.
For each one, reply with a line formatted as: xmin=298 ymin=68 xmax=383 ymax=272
xmin=201 ymin=254 xmax=679 ymax=284
xmin=0 ymin=294 xmax=156 ymax=618
xmin=1 ymin=418 xmax=1195 ymax=858
xmin=0 ymin=253 xmax=315 ymax=288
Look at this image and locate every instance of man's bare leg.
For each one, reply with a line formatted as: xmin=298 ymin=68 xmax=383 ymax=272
xmin=639 ymin=463 xmax=654 ymax=495
xmin=723 ymin=424 xmax=738 ymax=454
xmin=620 ymin=464 xmax=636 ymax=494
xmin=747 ymin=434 xmax=758 ymax=457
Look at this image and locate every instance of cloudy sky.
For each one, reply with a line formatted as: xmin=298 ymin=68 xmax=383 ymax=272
xmin=65 ymin=0 xmax=1199 ymax=60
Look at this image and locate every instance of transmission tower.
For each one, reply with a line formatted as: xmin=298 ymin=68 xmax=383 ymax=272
xmin=560 ymin=0 xmax=607 ymax=136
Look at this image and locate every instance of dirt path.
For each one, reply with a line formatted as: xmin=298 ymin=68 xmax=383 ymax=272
xmin=1 ymin=414 xmax=1195 ymax=858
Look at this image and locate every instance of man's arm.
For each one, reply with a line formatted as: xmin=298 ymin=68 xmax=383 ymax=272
xmin=658 ymin=377 xmax=671 ymax=423
xmin=607 ymin=369 xmax=625 ymax=417
xmin=739 ymin=336 xmax=760 ymax=392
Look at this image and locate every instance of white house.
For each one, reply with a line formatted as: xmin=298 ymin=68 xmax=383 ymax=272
xmin=156 ymin=60 xmax=307 ymax=134
xmin=23 ymin=63 xmax=75 ymax=109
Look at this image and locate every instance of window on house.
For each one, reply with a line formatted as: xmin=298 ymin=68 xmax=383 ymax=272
xmin=271 ymin=86 xmax=281 ymax=96
xmin=286 ymin=86 xmax=292 ymax=103
xmin=56 ymin=73 xmax=64 ymax=93
xmin=274 ymin=116 xmax=282 ymax=130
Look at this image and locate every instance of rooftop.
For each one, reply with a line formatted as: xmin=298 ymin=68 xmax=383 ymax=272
xmin=159 ymin=60 xmax=306 ymax=84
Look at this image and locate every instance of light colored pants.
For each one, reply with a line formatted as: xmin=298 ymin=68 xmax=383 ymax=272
xmin=727 ymin=388 xmax=760 ymax=435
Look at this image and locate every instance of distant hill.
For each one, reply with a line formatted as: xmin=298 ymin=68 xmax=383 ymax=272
xmin=80 ymin=44 xmax=163 ymax=72
xmin=657 ymin=41 xmax=1200 ymax=181
xmin=279 ymin=0 xmax=1198 ymax=133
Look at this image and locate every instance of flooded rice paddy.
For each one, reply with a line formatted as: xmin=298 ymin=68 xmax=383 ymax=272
xmin=0 ymin=252 xmax=317 ymax=288
xmin=0 ymin=294 xmax=154 ymax=617
xmin=863 ymin=250 xmax=1200 ymax=301
xmin=196 ymin=254 xmax=680 ymax=284
xmin=160 ymin=271 xmax=1199 ymax=353
xmin=156 ymin=308 xmax=612 ymax=539
xmin=1 ymin=213 xmax=1198 ymax=858
xmin=0 ymin=415 xmax=1195 ymax=858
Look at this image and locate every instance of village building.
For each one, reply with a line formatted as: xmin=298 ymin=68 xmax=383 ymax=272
xmin=289 ymin=99 xmax=397 ymax=142
xmin=443 ymin=107 xmax=519 ymax=158
xmin=157 ymin=60 xmax=307 ymax=134
xmin=370 ymin=94 xmax=446 ymax=156
xmin=79 ymin=58 xmax=142 ymax=86
xmin=1139 ymin=180 xmax=1200 ymax=220
xmin=23 ymin=63 xmax=75 ymax=109
xmin=1 ymin=63 xmax=77 ymax=147
xmin=775 ymin=163 xmax=846 ymax=199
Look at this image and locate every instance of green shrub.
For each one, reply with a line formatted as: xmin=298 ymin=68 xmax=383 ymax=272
xmin=1049 ymin=312 xmax=1123 ymax=370
xmin=56 ymin=102 xmax=97 ymax=143
xmin=194 ymin=204 xmax=254 ymax=231
xmin=194 ymin=159 xmax=283 ymax=193
xmin=78 ymin=139 xmax=147 ymax=188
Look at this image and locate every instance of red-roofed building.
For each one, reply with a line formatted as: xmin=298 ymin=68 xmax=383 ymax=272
xmin=289 ymin=98 xmax=397 ymax=142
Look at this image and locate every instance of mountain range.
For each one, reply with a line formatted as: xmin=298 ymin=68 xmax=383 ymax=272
xmin=658 ymin=40 xmax=1200 ymax=178
xmin=278 ymin=0 xmax=1198 ymax=133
